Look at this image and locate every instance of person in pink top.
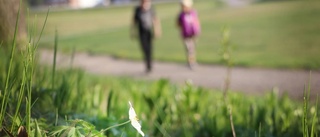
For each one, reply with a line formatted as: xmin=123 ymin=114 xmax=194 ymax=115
xmin=177 ymin=0 xmax=201 ymax=70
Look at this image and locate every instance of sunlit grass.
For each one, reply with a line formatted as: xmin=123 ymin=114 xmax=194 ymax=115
xmin=34 ymin=0 xmax=320 ymax=69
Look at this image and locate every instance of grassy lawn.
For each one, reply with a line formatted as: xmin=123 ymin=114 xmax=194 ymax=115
xmin=34 ymin=0 xmax=320 ymax=69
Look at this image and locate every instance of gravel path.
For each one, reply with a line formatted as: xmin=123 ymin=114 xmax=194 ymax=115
xmin=40 ymin=50 xmax=320 ymax=100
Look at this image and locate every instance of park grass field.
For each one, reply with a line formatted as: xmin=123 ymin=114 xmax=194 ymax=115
xmin=34 ymin=0 xmax=320 ymax=69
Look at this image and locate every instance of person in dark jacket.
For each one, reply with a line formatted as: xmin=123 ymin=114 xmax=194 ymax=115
xmin=131 ymin=0 xmax=161 ymax=73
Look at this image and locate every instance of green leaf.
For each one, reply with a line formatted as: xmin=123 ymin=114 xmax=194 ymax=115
xmin=49 ymin=126 xmax=70 ymax=136
xmin=77 ymin=119 xmax=95 ymax=130
xmin=75 ymin=128 xmax=85 ymax=137
xmin=67 ymin=127 xmax=76 ymax=137
xmin=34 ymin=120 xmax=42 ymax=137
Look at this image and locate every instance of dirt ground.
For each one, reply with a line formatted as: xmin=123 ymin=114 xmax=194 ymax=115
xmin=40 ymin=50 xmax=320 ymax=100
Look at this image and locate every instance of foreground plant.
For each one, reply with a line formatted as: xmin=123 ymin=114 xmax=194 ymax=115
xmin=49 ymin=101 xmax=145 ymax=137
xmin=129 ymin=101 xmax=145 ymax=136
xmin=89 ymin=101 xmax=145 ymax=137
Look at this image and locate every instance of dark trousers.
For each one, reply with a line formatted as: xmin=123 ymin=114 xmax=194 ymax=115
xmin=139 ymin=31 xmax=153 ymax=72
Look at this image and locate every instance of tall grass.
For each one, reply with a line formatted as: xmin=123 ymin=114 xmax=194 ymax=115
xmin=1 ymin=36 xmax=319 ymax=137
xmin=0 ymin=0 xmax=49 ymax=135
xmin=1 ymin=43 xmax=319 ymax=136
xmin=0 ymin=0 xmax=22 ymax=128
xmin=220 ymin=26 xmax=236 ymax=137
xmin=303 ymin=77 xmax=319 ymax=137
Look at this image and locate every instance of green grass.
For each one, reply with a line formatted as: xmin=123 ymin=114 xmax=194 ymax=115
xmin=34 ymin=0 xmax=320 ymax=70
xmin=1 ymin=3 xmax=319 ymax=136
xmin=1 ymin=41 xmax=319 ymax=136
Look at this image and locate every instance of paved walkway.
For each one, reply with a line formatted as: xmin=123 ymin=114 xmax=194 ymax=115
xmin=40 ymin=50 xmax=320 ymax=100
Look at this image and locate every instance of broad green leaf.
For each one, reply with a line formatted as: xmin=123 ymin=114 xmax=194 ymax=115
xmin=75 ymin=128 xmax=85 ymax=137
xmin=77 ymin=119 xmax=95 ymax=130
xmin=34 ymin=120 xmax=42 ymax=137
xmin=67 ymin=127 xmax=76 ymax=137
xmin=49 ymin=126 xmax=70 ymax=136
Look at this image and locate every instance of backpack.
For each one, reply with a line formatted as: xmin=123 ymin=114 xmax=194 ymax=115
xmin=179 ymin=10 xmax=201 ymax=37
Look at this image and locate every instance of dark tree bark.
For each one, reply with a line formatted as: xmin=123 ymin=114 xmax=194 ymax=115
xmin=0 ymin=0 xmax=26 ymax=49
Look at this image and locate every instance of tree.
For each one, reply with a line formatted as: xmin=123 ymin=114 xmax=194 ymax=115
xmin=0 ymin=0 xmax=26 ymax=49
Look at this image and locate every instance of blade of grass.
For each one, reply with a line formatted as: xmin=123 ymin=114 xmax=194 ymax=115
xmin=52 ymin=29 xmax=58 ymax=90
xmin=10 ymin=50 xmax=27 ymax=132
xmin=229 ymin=105 xmax=237 ymax=137
xmin=258 ymin=122 xmax=262 ymax=137
xmin=107 ymin=90 xmax=114 ymax=117
xmin=26 ymin=42 xmax=34 ymax=134
xmin=303 ymin=85 xmax=307 ymax=137
xmin=310 ymin=95 xmax=318 ymax=137
xmin=154 ymin=121 xmax=171 ymax=137
xmin=303 ymin=72 xmax=312 ymax=137
xmin=31 ymin=14 xmax=37 ymax=48
xmin=28 ymin=8 xmax=34 ymax=45
xmin=55 ymin=108 xmax=58 ymax=126
xmin=35 ymin=8 xmax=49 ymax=49
xmin=70 ymin=47 xmax=75 ymax=69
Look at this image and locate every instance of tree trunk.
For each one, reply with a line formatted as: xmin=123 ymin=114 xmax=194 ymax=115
xmin=0 ymin=0 xmax=26 ymax=49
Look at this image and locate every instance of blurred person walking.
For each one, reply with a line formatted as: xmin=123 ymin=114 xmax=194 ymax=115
xmin=131 ymin=0 xmax=161 ymax=73
xmin=177 ymin=0 xmax=201 ymax=70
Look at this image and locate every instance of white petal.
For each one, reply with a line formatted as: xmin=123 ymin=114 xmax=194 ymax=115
xmin=128 ymin=101 xmax=145 ymax=136
xmin=129 ymin=101 xmax=137 ymax=120
xmin=131 ymin=120 xmax=145 ymax=136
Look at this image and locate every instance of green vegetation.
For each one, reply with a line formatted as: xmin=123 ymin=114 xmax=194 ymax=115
xmin=35 ymin=0 xmax=320 ymax=69
xmin=1 ymin=1 xmax=319 ymax=137
xmin=1 ymin=45 xmax=320 ymax=136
